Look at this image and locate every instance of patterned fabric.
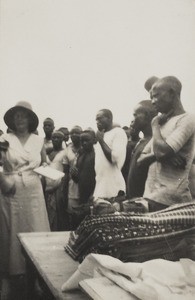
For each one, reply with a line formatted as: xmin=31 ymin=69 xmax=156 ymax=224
xmin=65 ymin=202 xmax=195 ymax=263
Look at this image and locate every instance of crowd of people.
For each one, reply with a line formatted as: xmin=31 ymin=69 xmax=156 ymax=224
xmin=0 ymin=75 xmax=195 ymax=299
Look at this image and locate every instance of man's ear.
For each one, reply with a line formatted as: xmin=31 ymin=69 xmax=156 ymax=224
xmin=144 ymin=111 xmax=151 ymax=122
xmin=169 ymin=88 xmax=175 ymax=99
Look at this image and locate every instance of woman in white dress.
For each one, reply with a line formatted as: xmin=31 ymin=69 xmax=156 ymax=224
xmin=0 ymin=101 xmax=50 ymax=298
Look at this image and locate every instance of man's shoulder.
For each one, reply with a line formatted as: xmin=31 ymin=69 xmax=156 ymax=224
xmin=110 ymin=126 xmax=127 ymax=136
xmin=65 ymin=143 xmax=78 ymax=158
xmin=175 ymin=113 xmax=195 ymax=130
xmin=56 ymin=149 xmax=67 ymax=159
xmin=64 ymin=143 xmax=72 ymax=155
xmin=174 ymin=112 xmax=195 ymax=123
xmin=165 ymin=112 xmax=195 ymax=129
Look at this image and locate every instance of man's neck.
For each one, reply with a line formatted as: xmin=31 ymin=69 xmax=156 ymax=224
xmin=142 ymin=126 xmax=152 ymax=139
xmin=105 ymin=124 xmax=113 ymax=132
xmin=171 ymin=101 xmax=185 ymax=117
xmin=172 ymin=107 xmax=185 ymax=117
xmin=45 ymin=135 xmax=52 ymax=140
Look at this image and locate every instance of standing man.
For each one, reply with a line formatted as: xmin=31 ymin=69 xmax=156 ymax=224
xmin=43 ymin=117 xmax=55 ymax=155
xmin=126 ymin=100 xmax=157 ymax=199
xmin=58 ymin=127 xmax=69 ymax=148
xmin=45 ymin=130 xmax=67 ymax=231
xmin=121 ymin=121 xmax=140 ymax=183
xmin=94 ymin=109 xmax=127 ymax=200
xmin=139 ymin=76 xmax=195 ymax=211
xmin=63 ymin=125 xmax=82 ymax=229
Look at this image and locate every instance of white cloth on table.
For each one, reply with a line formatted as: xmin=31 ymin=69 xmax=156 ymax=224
xmin=62 ymin=253 xmax=195 ymax=300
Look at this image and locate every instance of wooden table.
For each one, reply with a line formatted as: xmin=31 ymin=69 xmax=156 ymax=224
xmin=18 ymin=232 xmax=90 ymax=300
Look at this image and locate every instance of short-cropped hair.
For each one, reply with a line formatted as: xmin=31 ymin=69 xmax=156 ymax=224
xmin=138 ymin=100 xmax=158 ymax=120
xmin=156 ymin=76 xmax=182 ymax=97
xmin=99 ymin=109 xmax=113 ymax=120
xmin=43 ymin=117 xmax=54 ymax=125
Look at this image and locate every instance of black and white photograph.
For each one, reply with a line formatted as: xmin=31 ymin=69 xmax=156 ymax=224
xmin=0 ymin=0 xmax=195 ymax=299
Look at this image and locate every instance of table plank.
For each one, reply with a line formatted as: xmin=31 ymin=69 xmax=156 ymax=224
xmin=18 ymin=232 xmax=90 ymax=300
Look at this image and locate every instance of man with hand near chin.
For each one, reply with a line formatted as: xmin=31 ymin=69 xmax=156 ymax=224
xmin=138 ymin=76 xmax=195 ymax=211
xmin=93 ymin=109 xmax=127 ymax=201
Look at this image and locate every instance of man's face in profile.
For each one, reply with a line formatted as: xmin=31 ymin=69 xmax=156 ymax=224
xmin=151 ymin=85 xmax=173 ymax=114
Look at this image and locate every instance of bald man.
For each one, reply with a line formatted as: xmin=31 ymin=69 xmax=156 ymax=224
xmin=138 ymin=76 xmax=195 ymax=211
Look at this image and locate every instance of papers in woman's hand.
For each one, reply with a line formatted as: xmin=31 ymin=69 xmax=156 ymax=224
xmin=33 ymin=166 xmax=65 ymax=180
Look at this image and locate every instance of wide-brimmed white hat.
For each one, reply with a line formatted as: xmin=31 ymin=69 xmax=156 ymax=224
xmin=4 ymin=101 xmax=39 ymax=132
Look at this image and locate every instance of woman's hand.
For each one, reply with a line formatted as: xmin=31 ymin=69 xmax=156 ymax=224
xmin=0 ymin=173 xmax=16 ymax=196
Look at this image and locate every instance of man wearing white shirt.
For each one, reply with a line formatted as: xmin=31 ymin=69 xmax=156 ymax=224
xmin=94 ymin=109 xmax=127 ymax=200
xmin=139 ymin=76 xmax=195 ymax=211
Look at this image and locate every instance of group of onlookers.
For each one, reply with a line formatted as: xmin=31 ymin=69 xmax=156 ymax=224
xmin=39 ymin=75 xmax=195 ymax=231
xmin=0 ymin=75 xmax=195 ymax=299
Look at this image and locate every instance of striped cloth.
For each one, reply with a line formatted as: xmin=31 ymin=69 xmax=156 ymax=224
xmin=65 ymin=202 xmax=195 ymax=262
